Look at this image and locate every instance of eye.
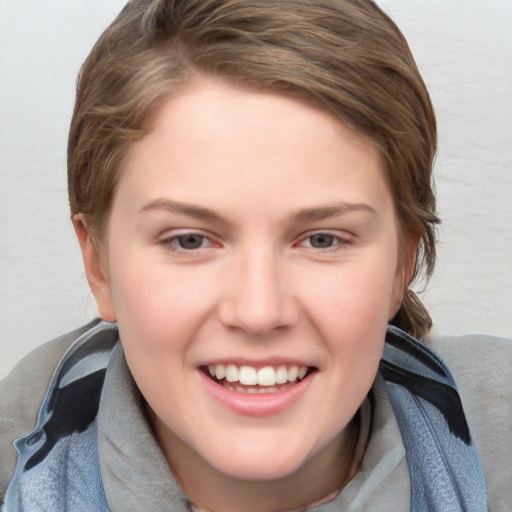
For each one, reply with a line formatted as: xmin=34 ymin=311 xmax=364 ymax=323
xmin=175 ymin=233 xmax=206 ymax=250
xmin=160 ymin=232 xmax=216 ymax=252
xmin=296 ymin=231 xmax=351 ymax=251
xmin=308 ymin=233 xmax=336 ymax=248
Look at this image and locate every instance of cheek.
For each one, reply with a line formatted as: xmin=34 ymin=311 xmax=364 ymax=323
xmin=107 ymin=255 xmax=219 ymax=358
xmin=108 ymin=262 xmax=200 ymax=418
xmin=304 ymin=258 xmax=399 ymax=329
xmin=299 ymin=256 xmax=398 ymax=385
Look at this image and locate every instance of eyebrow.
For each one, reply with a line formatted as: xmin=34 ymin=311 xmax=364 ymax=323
xmin=292 ymin=202 xmax=377 ymax=222
xmin=139 ymin=199 xmax=377 ymax=223
xmin=139 ymin=199 xmax=223 ymax=221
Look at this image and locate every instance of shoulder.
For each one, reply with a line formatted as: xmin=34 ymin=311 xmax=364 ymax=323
xmin=429 ymin=333 xmax=512 ymax=400
xmin=0 ymin=319 xmax=103 ymax=501
xmin=429 ymin=333 xmax=512 ymax=512
xmin=429 ymin=333 xmax=512 ymax=404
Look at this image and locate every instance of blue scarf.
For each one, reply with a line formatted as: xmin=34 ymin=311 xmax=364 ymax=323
xmin=3 ymin=323 xmax=487 ymax=511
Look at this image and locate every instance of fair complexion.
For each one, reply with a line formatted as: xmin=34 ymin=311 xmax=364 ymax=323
xmin=75 ymin=77 xmax=412 ymax=512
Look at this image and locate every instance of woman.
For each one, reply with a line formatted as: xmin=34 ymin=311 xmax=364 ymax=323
xmin=1 ymin=1 xmax=510 ymax=510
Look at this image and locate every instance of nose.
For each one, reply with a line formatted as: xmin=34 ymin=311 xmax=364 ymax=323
xmin=218 ymin=248 xmax=299 ymax=336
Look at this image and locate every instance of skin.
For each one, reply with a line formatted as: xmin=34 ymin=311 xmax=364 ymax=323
xmin=75 ymin=77 xmax=415 ymax=512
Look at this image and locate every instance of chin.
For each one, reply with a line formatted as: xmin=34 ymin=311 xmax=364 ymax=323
xmin=214 ymin=454 xmax=306 ymax=482
xmin=199 ymin=433 xmax=318 ymax=482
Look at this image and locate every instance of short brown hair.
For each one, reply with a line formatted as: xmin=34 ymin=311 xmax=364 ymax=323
xmin=68 ymin=0 xmax=439 ymax=338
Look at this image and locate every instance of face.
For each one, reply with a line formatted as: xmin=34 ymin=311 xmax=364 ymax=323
xmin=79 ymin=77 xmax=408 ymax=503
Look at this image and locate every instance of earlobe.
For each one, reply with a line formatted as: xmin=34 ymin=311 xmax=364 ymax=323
xmin=72 ymin=215 xmax=117 ymax=322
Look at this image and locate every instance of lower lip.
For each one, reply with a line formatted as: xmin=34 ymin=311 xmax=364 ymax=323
xmin=199 ymin=371 xmax=314 ymax=417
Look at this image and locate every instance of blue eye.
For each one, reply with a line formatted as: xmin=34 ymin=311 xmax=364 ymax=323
xmin=175 ymin=233 xmax=206 ymax=250
xmin=308 ymin=233 xmax=335 ymax=248
xmin=158 ymin=231 xmax=221 ymax=257
xmin=160 ymin=232 xmax=211 ymax=252
xmin=297 ymin=232 xmax=351 ymax=252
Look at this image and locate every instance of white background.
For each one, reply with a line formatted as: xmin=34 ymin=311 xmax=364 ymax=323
xmin=1 ymin=0 xmax=511 ymax=378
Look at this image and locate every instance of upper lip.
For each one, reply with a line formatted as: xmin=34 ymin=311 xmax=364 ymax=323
xmin=198 ymin=358 xmax=316 ymax=369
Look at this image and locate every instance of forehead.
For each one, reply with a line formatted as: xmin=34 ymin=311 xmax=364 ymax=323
xmin=116 ymin=77 xmax=390 ymax=218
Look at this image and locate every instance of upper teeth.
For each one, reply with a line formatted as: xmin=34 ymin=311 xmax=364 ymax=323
xmin=208 ymin=364 xmax=308 ymax=386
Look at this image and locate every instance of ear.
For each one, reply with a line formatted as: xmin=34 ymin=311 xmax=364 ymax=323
xmin=389 ymin=231 xmax=419 ymax=319
xmin=72 ymin=215 xmax=117 ymax=322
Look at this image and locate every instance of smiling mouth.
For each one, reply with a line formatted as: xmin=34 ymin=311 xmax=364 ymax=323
xmin=202 ymin=364 xmax=315 ymax=394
